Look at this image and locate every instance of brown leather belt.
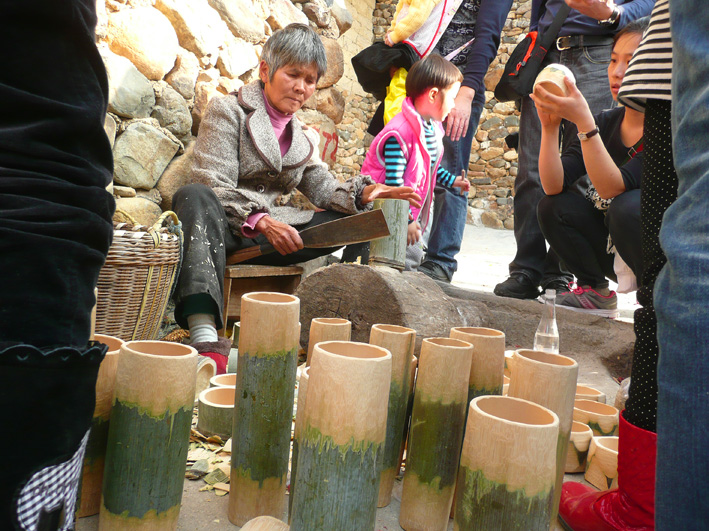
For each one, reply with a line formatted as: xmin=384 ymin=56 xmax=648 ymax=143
xmin=556 ymin=35 xmax=614 ymax=50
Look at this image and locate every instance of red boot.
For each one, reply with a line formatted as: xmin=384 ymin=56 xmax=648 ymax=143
xmin=559 ymin=411 xmax=656 ymax=530
xmin=192 ymin=337 xmax=232 ymax=374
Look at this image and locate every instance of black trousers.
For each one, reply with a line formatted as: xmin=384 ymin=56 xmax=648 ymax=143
xmin=173 ymin=184 xmax=366 ymax=330
xmin=537 ymin=189 xmax=642 ymax=289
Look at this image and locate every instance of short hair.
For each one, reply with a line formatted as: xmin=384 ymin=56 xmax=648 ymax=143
xmin=613 ymin=16 xmax=650 ymax=46
xmin=405 ymin=54 xmax=463 ymax=100
xmin=260 ymin=23 xmax=327 ymax=81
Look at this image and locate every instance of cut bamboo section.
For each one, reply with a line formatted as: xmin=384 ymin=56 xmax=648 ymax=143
xmin=584 ymin=436 xmax=619 ymax=490
xmin=369 ymin=324 xmax=416 ymax=508
xmin=504 ymin=350 xmax=514 ymax=378
xmin=502 ymin=375 xmax=510 ymax=396
xmin=99 ymin=341 xmax=198 ymax=530
xmin=565 ymin=421 xmax=594 ymax=473
xmin=196 ymin=356 xmax=217 ymax=401
xmin=77 ymin=334 xmax=124 ymax=518
xmin=397 ymin=354 xmax=418 ymax=477
xmin=197 ymin=387 xmax=236 ymax=440
xmin=288 ymin=367 xmax=310 ymax=523
xmin=290 ymin=341 xmax=391 ymax=531
xmin=229 ymin=292 xmax=300 ymax=527
xmin=507 ymin=349 xmax=578 ymax=524
xmin=454 ymin=396 xmax=559 ymax=530
xmin=240 ymin=515 xmax=290 ymax=530
xmin=576 ymin=384 xmax=606 ymax=403
xmin=400 ymin=338 xmax=473 ymax=531
xmin=305 ymin=317 xmax=351 ymax=365
xmin=368 ymin=198 xmax=408 ymax=270
xmin=210 ymin=373 xmax=237 ymax=387
xmin=450 ymin=327 xmax=505 ymax=400
xmin=573 ymin=399 xmax=619 ymax=436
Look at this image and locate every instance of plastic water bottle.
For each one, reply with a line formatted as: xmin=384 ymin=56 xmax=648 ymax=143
xmin=534 ymin=289 xmax=559 ymax=354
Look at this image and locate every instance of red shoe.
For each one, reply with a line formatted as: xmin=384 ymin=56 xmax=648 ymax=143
xmin=192 ymin=337 xmax=231 ymax=375
xmin=559 ymin=411 xmax=656 ymax=531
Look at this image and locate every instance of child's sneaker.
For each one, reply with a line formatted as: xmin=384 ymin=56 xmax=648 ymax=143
xmin=556 ymin=285 xmax=620 ymax=318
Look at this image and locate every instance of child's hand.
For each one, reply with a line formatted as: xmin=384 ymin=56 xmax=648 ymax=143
xmin=407 ymin=221 xmax=421 ymax=246
xmin=384 ymin=32 xmax=394 ymax=47
xmin=452 ymin=175 xmax=470 ymax=195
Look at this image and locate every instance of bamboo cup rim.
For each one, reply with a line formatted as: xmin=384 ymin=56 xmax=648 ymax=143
xmin=424 ymin=337 xmax=472 ymax=349
xmin=93 ymin=334 xmax=124 ymax=353
xmin=450 ymin=326 xmax=504 ymax=338
xmin=312 ymin=317 xmax=350 ymax=325
xmin=199 ymin=386 xmax=235 ymax=407
xmin=593 ymin=436 xmax=619 ymax=453
xmin=572 ymin=420 xmax=594 ymax=434
xmin=371 ymin=323 xmax=415 ymax=335
xmin=576 ymin=384 xmax=603 ymax=396
xmin=122 ymin=340 xmax=197 ymax=358
xmin=242 ymin=291 xmax=299 ymax=304
xmin=574 ymin=399 xmax=618 ymax=416
xmin=316 ymin=340 xmax=391 ymax=360
xmin=210 ymin=373 xmax=237 ymax=387
xmin=471 ymin=395 xmax=559 ymax=427
xmin=515 ymin=349 xmax=577 ymax=367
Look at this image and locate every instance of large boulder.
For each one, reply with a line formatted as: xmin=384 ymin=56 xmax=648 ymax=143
xmin=151 ymin=81 xmax=193 ymax=138
xmin=100 ymin=47 xmax=155 ymax=119
xmin=296 ymin=109 xmax=338 ymax=169
xmin=155 ymin=0 xmax=229 ymax=59
xmin=267 ymin=0 xmax=308 ymax=30
xmin=217 ymin=38 xmax=260 ymax=79
xmin=316 ymin=37 xmax=343 ymax=89
xmin=156 ymin=140 xmax=196 ymax=210
xmin=113 ymin=121 xmax=181 ymax=190
xmin=191 ymin=81 xmax=220 ymax=135
xmin=207 ymin=0 xmax=266 ymax=43
xmin=330 ymin=0 xmax=353 ymax=35
xmin=302 ymin=0 xmax=331 ymax=28
xmin=106 ymin=7 xmax=179 ymax=81
xmin=315 ymin=86 xmax=345 ymax=124
xmin=165 ymin=48 xmax=200 ymax=100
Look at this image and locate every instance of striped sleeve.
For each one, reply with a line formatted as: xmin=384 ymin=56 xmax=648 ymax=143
xmin=436 ymin=166 xmax=456 ymax=187
xmin=383 ymin=136 xmax=406 ymax=186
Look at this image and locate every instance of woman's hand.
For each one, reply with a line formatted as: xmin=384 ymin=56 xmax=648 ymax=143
xmin=530 ymin=79 xmax=595 ymax=132
xmin=361 ymin=184 xmax=422 ymax=208
xmin=452 ymin=174 xmax=470 ymax=195
xmin=407 ymin=220 xmax=421 ymax=246
xmin=255 ymin=216 xmax=303 ymax=255
xmin=384 ymin=32 xmax=394 ymax=47
xmin=445 ymin=86 xmax=476 ymax=142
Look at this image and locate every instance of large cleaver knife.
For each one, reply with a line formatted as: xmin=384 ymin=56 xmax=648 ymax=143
xmin=226 ymin=209 xmax=390 ymax=265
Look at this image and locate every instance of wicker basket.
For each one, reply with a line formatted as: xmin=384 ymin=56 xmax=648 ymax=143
xmin=95 ymin=211 xmax=183 ymax=341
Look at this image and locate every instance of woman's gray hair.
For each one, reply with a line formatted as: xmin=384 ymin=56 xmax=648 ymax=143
xmin=260 ymin=23 xmax=327 ymax=80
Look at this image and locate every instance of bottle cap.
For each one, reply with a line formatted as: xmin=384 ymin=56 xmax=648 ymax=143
xmin=545 ymin=288 xmax=556 ymax=298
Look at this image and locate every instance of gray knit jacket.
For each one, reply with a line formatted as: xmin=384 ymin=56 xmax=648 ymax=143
xmin=191 ymin=80 xmax=374 ymax=237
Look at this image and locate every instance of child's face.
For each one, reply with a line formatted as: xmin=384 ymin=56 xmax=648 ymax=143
xmin=432 ymin=82 xmax=461 ymax=122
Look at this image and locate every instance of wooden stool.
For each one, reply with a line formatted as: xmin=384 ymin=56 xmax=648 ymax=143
xmin=221 ymin=265 xmax=304 ymax=333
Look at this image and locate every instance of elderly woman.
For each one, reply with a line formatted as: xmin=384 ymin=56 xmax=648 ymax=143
xmin=172 ymin=24 xmax=420 ymax=371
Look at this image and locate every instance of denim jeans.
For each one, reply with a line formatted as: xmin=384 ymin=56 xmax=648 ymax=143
xmin=654 ymin=2 xmax=709 ymax=527
xmin=421 ymin=100 xmax=484 ymax=280
xmin=512 ymin=45 xmax=614 ymax=286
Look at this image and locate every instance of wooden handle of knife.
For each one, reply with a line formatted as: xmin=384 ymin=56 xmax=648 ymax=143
xmin=225 ymin=242 xmax=276 ymax=265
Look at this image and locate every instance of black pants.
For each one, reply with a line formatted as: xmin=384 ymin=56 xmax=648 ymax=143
xmin=537 ymin=189 xmax=642 ymax=289
xmin=173 ymin=184 xmax=366 ymax=330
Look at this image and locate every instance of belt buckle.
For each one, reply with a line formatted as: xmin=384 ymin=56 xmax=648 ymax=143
xmin=556 ymin=37 xmax=571 ymax=51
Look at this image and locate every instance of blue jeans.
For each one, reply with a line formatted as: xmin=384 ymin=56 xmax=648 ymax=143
xmin=654 ymin=2 xmax=709 ymax=527
xmin=511 ymin=45 xmax=614 ymax=286
xmin=421 ymin=100 xmax=484 ymax=280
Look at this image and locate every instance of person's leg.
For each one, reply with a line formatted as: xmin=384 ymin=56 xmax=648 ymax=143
xmin=606 ymin=189 xmax=642 ymax=280
xmin=655 ymin=3 xmax=709 ymax=526
xmin=419 ymin=101 xmax=485 ymax=282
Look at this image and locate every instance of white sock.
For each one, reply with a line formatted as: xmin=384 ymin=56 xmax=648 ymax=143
xmin=187 ymin=314 xmax=218 ymax=344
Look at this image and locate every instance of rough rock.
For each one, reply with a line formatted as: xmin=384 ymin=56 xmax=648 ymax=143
xmin=192 ymin=81 xmax=220 ymax=135
xmin=104 ymin=114 xmax=117 ymax=148
xmin=156 ymin=140 xmax=197 ymax=210
xmin=155 ymin=0 xmax=228 ymax=58
xmin=317 ymin=37 xmax=344 ymax=89
xmin=217 ymin=38 xmax=260 ymax=79
xmin=115 ymin=196 xmax=163 ymax=227
xmin=136 ymin=187 xmax=163 ymax=205
xmin=267 ymin=0 xmax=308 ymax=30
xmin=106 ymin=7 xmax=179 ymax=81
xmin=207 ymin=0 xmax=267 ymax=43
xmin=302 ymin=1 xmax=331 ymax=27
xmin=484 ymin=64 xmax=504 ymax=92
xmin=218 ymin=76 xmax=244 ymax=95
xmin=152 ymin=81 xmax=193 ymax=137
xmin=315 ymin=86 xmax=345 ymax=124
xmin=113 ymin=121 xmax=181 ymax=190
xmin=96 ymin=0 xmax=109 ymax=40
xmin=330 ymin=0 xmax=353 ymax=34
xmin=296 ymin=110 xmax=338 ymax=169
xmin=100 ymin=47 xmax=155 ymax=119
xmin=481 ymin=211 xmax=503 ymax=229
xmin=113 ymin=185 xmax=137 ymax=198
xmin=165 ymin=48 xmax=201 ymax=100
xmin=479 ymin=147 xmax=505 ymax=161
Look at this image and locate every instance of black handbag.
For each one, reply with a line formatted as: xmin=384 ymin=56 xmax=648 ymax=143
xmin=494 ymin=4 xmax=571 ymax=103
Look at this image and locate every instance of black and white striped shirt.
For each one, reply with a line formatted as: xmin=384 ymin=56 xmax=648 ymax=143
xmin=618 ymin=0 xmax=672 ymax=112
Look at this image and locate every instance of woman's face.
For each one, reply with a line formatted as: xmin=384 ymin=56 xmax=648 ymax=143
xmin=608 ymin=32 xmax=642 ymax=101
xmin=260 ymin=61 xmax=318 ymax=115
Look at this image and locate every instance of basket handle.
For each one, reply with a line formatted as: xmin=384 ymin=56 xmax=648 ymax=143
xmin=145 ymin=211 xmax=180 ymax=248
xmin=114 ymin=208 xmax=140 ymax=226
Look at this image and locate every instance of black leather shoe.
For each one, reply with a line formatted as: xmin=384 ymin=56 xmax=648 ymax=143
xmin=418 ymin=261 xmax=451 ymax=283
xmin=494 ymin=274 xmax=540 ymax=299
xmin=541 ymin=278 xmax=572 ymax=294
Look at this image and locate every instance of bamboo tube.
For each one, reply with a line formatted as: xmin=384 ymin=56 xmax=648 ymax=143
xmin=368 ymin=198 xmax=408 ymax=270
xmin=575 ymin=384 xmax=606 ymax=403
xmin=573 ymin=399 xmax=619 ymax=436
xmin=290 ymin=341 xmax=392 ymax=531
xmin=210 ymin=373 xmax=237 ymax=387
xmin=195 ymin=356 xmax=217 ymax=401
xmin=584 ymin=436 xmax=619 ymax=490
xmin=454 ymin=396 xmax=559 ymax=530
xmin=305 ymin=317 xmax=351 ymax=365
xmin=288 ymin=367 xmax=309 ymax=523
xmin=369 ymin=324 xmax=416 ymax=508
xmin=507 ymin=349 xmax=578 ymax=524
xmin=504 ymin=350 xmax=514 ymax=378
xmin=397 ymin=354 xmax=419 ymax=477
xmin=99 ymin=341 xmax=198 ymax=529
xmin=197 ymin=387 xmax=236 ymax=440
xmin=565 ymin=421 xmax=594 ymax=473
xmin=241 ymin=515 xmax=290 ymax=530
xmin=400 ymin=338 xmax=473 ymax=531
xmin=502 ymin=375 xmax=510 ymax=396
xmin=229 ymin=292 xmax=300 ymax=527
xmin=450 ymin=327 xmax=505 ymax=399
xmin=77 ymin=334 xmax=124 ymax=518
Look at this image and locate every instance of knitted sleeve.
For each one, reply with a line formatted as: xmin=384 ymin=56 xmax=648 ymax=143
xmin=389 ymin=0 xmax=442 ymax=44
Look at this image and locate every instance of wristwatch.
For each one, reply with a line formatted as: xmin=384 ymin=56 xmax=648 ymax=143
xmin=578 ymin=126 xmax=600 ymax=141
xmin=598 ymin=6 xmax=621 ymax=27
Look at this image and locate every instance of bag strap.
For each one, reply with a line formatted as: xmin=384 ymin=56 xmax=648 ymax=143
xmin=539 ymin=3 xmax=572 ymax=51
xmin=622 ymin=137 xmax=645 ymax=165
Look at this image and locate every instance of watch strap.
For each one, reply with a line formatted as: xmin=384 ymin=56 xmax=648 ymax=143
xmin=578 ymin=126 xmax=600 ymax=141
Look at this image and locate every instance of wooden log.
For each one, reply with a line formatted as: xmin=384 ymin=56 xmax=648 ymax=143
xmin=449 ymin=327 xmax=505 ymax=400
xmin=573 ymin=399 xmax=619 ymax=436
xmin=195 ymin=356 xmax=217 ymax=401
xmin=576 ymin=384 xmax=606 ymax=403
xmin=77 ymin=334 xmax=124 ymax=518
xmin=210 ymin=373 xmax=237 ymax=387
xmin=454 ymin=396 xmax=559 ymax=530
xmin=397 ymin=354 xmax=418 ymax=477
xmin=305 ymin=317 xmax=351 ymax=365
xmin=290 ymin=341 xmax=391 ymax=531
xmin=507 ymin=349 xmax=578 ymax=524
xmin=399 ymin=338 xmax=473 ymax=531
xmin=369 ymin=198 xmax=408 ymax=270
xmin=99 ymin=341 xmax=198 ymax=530
xmin=197 ymin=387 xmax=236 ymax=440
xmin=584 ymin=436 xmax=619 ymax=490
xmin=240 ymin=515 xmax=290 ymax=530
xmin=566 ymin=421 xmax=594 ymax=473
xmin=288 ymin=367 xmax=309 ymax=523
xmin=229 ymin=292 xmax=300 ymax=527
xmin=369 ymin=324 xmax=416 ymax=508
